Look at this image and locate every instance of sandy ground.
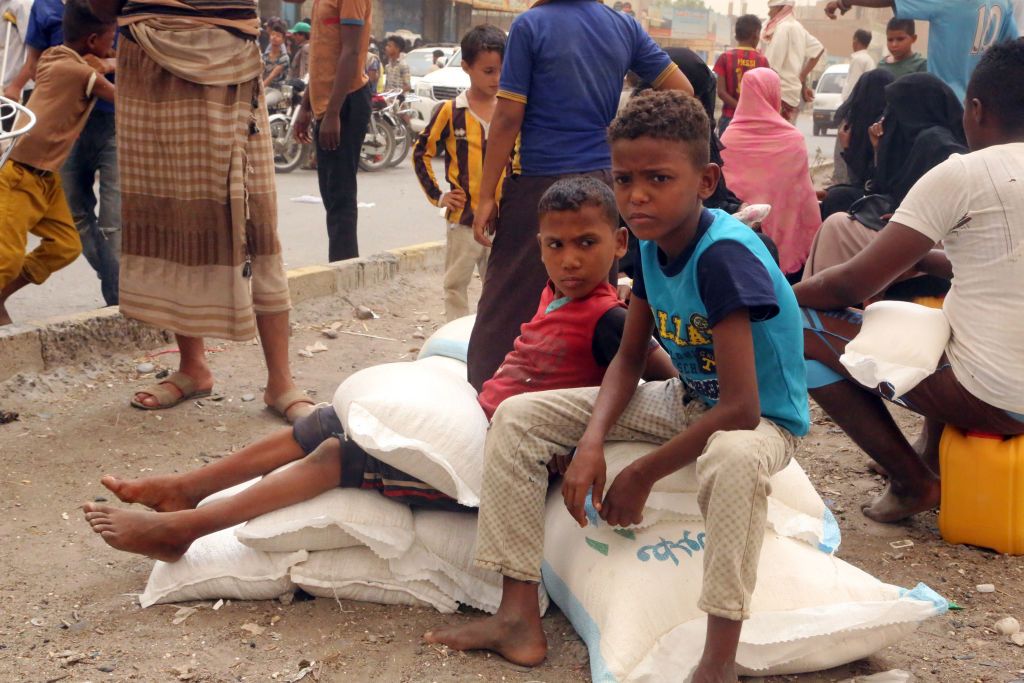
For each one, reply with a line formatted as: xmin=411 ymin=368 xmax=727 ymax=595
xmin=1 ymin=267 xmax=1022 ymax=683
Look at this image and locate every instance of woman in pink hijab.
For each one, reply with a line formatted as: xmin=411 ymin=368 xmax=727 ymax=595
xmin=721 ymin=67 xmax=821 ymax=278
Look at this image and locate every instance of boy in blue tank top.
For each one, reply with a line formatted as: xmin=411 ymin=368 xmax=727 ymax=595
xmin=425 ymin=90 xmax=809 ymax=682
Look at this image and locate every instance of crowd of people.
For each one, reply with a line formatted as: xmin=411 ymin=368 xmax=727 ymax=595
xmin=0 ymin=0 xmax=1022 ymax=681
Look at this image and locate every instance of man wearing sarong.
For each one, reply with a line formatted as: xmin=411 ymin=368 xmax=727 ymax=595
xmin=88 ymin=0 xmax=316 ymax=422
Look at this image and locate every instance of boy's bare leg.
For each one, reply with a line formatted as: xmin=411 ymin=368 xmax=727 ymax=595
xmin=424 ymin=577 xmax=547 ymax=667
xmin=101 ymin=427 xmax=305 ymax=512
xmin=83 ymin=439 xmax=344 ymax=562
xmin=133 ymin=334 xmax=214 ymax=407
xmin=692 ymin=616 xmax=741 ymax=683
xmin=0 ymin=273 xmax=30 ymax=326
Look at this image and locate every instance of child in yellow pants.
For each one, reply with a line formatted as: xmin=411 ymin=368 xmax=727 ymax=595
xmin=0 ymin=0 xmax=115 ymax=325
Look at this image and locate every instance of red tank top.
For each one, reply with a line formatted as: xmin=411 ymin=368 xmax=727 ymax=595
xmin=477 ymin=281 xmax=623 ymax=419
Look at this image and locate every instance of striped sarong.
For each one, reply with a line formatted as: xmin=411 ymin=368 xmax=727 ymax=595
xmin=117 ymin=32 xmax=290 ymax=341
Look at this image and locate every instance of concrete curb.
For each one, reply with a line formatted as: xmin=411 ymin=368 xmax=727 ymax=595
xmin=0 ymin=241 xmax=446 ymax=385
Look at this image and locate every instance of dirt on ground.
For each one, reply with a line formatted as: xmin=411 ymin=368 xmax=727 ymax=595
xmin=1 ymin=268 xmax=1022 ymax=683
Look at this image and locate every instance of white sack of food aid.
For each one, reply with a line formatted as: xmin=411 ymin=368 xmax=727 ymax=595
xmin=389 ymin=509 xmax=549 ymax=615
xmin=840 ymin=301 xmax=950 ymax=398
xmin=333 ymin=355 xmax=487 ymax=506
xmin=290 ymin=546 xmax=458 ymax=613
xmin=418 ymin=315 xmax=476 ymax=363
xmin=541 ymin=488 xmax=947 ymax=682
xmin=236 ymin=485 xmax=415 ymax=559
xmin=603 ymin=442 xmax=841 ymax=553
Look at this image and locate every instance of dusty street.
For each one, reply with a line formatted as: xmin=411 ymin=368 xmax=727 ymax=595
xmin=1 ymin=268 xmax=1023 ymax=683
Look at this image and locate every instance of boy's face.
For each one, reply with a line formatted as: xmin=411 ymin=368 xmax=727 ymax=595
xmin=611 ymin=137 xmax=718 ymax=254
xmin=886 ymin=30 xmax=915 ymax=60
xmin=87 ymin=26 xmax=116 ymax=59
xmin=537 ymin=206 xmax=627 ymax=300
xmin=462 ymin=50 xmax=502 ymax=98
xmin=386 ymin=41 xmax=400 ymax=59
xmin=270 ymin=30 xmax=285 ymax=47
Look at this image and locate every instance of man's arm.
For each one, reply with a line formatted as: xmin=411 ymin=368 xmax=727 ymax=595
xmin=317 ymin=23 xmax=364 ymax=151
xmin=716 ymin=77 xmax=738 ymax=110
xmin=825 ymin=0 xmax=894 ymax=20
xmin=599 ymin=309 xmax=762 ymax=528
xmin=470 ymin=97 xmax=523 ymax=247
xmin=4 ymin=45 xmax=39 ymax=99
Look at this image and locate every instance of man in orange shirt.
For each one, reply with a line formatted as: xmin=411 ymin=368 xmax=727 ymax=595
xmin=292 ymin=0 xmax=371 ymax=262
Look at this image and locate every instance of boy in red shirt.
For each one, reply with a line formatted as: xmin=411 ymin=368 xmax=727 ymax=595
xmin=713 ymin=14 xmax=769 ymax=137
xmin=82 ymin=176 xmax=677 ymax=562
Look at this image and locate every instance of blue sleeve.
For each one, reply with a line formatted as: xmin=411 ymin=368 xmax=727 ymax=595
xmin=24 ymin=3 xmax=49 ymax=51
xmin=892 ymin=0 xmax=938 ymax=21
xmin=498 ymin=17 xmax=533 ymax=102
xmin=629 ymin=18 xmax=674 ymax=86
xmin=631 ymin=252 xmax=647 ymax=300
xmin=696 ymin=240 xmax=779 ymax=328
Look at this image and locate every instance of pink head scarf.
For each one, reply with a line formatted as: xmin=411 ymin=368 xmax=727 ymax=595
xmin=720 ymin=68 xmax=821 ymax=275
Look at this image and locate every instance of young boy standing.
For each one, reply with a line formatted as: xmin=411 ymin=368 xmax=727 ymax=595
xmin=0 ymin=0 xmax=115 ymax=325
xmin=876 ymin=18 xmax=926 ymax=79
xmin=463 ymin=0 xmax=692 ymax=392
xmin=413 ymin=25 xmax=507 ymax=321
xmin=83 ymin=176 xmax=678 ymax=562
xmin=712 ymin=14 xmax=768 ymax=136
xmin=426 ymin=91 xmax=809 ymax=683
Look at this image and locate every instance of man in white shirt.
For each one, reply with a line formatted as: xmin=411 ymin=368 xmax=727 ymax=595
xmin=0 ymin=0 xmax=31 ymax=94
xmin=793 ymin=39 xmax=1024 ymax=525
xmin=833 ymin=28 xmax=876 ymax=182
xmin=761 ymin=0 xmax=825 ymax=122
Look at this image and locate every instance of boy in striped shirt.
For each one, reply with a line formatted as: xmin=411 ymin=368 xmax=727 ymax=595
xmin=413 ymin=25 xmax=508 ymax=321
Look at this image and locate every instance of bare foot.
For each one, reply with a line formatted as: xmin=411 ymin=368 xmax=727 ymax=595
xmin=101 ymin=474 xmax=200 ymax=512
xmin=133 ymin=370 xmax=214 ymax=409
xmin=862 ymin=479 xmax=940 ymax=523
xmin=867 ymin=459 xmax=889 ymax=477
xmin=263 ymin=388 xmax=316 ymax=424
xmin=423 ymin=614 xmax=547 ymax=667
xmin=83 ymin=503 xmax=195 ymax=562
xmin=691 ymin=660 xmax=739 ymax=683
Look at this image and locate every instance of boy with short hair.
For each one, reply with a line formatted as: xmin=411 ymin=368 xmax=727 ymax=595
xmin=82 ymin=175 xmax=678 ymax=562
xmin=877 ymin=18 xmax=926 ymax=79
xmin=425 ymin=90 xmax=809 ymax=683
xmin=795 ymin=39 xmax=1024 ymax=524
xmin=713 ymin=13 xmax=769 ymax=136
xmin=0 ymin=0 xmax=115 ymax=325
xmin=384 ymin=34 xmax=410 ymax=92
xmin=413 ymin=25 xmax=508 ymax=321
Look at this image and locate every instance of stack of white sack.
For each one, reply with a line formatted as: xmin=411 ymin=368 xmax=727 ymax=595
xmin=143 ymin=317 xmax=547 ymax=613
xmin=543 ymin=441 xmax=948 ymax=682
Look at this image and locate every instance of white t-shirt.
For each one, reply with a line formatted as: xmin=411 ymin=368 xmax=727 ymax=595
xmin=0 ymin=0 xmax=32 ymax=89
xmin=842 ymin=49 xmax=875 ymax=101
xmin=761 ymin=16 xmax=825 ymax=108
xmin=891 ymin=143 xmax=1024 ymax=413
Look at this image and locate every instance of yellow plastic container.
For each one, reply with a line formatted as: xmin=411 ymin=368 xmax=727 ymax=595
xmin=912 ymin=296 xmax=945 ymax=310
xmin=939 ymin=426 xmax=1024 ymax=555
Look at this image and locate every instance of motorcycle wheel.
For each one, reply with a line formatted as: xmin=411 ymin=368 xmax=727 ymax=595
xmin=271 ymin=119 xmax=307 ymax=174
xmin=359 ymin=118 xmax=394 ymax=172
xmin=385 ymin=119 xmax=412 ymax=168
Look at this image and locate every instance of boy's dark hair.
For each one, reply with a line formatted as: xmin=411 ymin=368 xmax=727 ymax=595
xmin=386 ymin=34 xmax=406 ymax=52
xmin=461 ymin=24 xmax=506 ymax=64
xmin=432 ymin=49 xmax=444 ymax=60
xmin=267 ymin=18 xmax=287 ymax=36
xmin=63 ymin=0 xmax=114 ymax=45
xmin=608 ymin=90 xmax=710 ymax=167
xmin=967 ymin=39 xmax=1024 ymax=133
xmin=886 ymin=17 xmax=916 ymax=35
xmin=734 ymin=14 xmax=762 ymax=43
xmin=853 ymin=28 xmax=872 ymax=48
xmin=537 ymin=176 xmax=619 ymax=228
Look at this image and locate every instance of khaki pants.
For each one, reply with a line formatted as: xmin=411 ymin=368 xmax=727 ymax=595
xmin=0 ymin=162 xmax=82 ymax=289
xmin=474 ymin=379 xmax=798 ymax=621
xmin=443 ymin=222 xmax=488 ymax=321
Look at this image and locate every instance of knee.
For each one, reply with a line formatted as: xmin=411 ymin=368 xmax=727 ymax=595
xmin=306 ymin=437 xmax=343 ymax=467
xmin=489 ymin=392 xmax=539 ymax=434
xmin=58 ymin=229 xmax=83 ymax=265
xmin=697 ymin=430 xmax=763 ymax=482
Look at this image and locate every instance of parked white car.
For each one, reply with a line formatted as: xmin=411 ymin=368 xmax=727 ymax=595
xmin=410 ymin=49 xmax=470 ymax=133
xmin=812 ymin=63 xmax=849 ymax=136
xmin=406 ymin=46 xmax=458 ymax=91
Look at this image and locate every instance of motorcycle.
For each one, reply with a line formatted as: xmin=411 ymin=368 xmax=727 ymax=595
xmin=359 ymin=89 xmax=419 ymax=172
xmin=269 ymin=78 xmax=310 ymax=174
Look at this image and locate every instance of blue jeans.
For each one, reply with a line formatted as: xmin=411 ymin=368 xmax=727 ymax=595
xmin=61 ymin=109 xmax=120 ymax=306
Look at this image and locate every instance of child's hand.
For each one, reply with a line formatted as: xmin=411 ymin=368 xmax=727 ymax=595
xmin=440 ymin=189 xmax=467 ymax=211
xmin=600 ymin=464 xmax=652 ymax=528
xmin=869 ymin=117 xmax=885 ymax=149
xmin=561 ymin=441 xmax=606 ymax=528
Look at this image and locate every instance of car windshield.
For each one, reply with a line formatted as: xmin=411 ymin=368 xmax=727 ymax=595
xmin=817 ymin=72 xmax=847 ymax=94
xmin=446 ymin=49 xmax=461 ymax=67
xmin=407 ymin=51 xmax=443 ymax=77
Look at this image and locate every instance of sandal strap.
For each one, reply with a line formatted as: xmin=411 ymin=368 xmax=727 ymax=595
xmin=272 ymin=388 xmax=315 ymax=415
xmin=137 ymin=372 xmax=196 ymax=406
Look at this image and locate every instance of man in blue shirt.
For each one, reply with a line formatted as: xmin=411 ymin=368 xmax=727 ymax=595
xmin=824 ymin=0 xmax=1018 ymax=101
xmin=5 ymin=0 xmax=121 ymax=306
xmin=464 ymin=0 xmax=693 ymax=391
